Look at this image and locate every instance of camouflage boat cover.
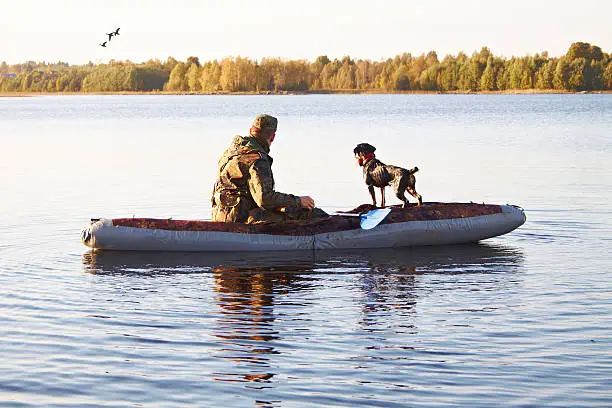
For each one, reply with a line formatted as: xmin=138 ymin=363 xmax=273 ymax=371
xmin=111 ymin=203 xmax=502 ymax=236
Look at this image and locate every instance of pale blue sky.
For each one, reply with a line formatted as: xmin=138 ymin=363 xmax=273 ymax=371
xmin=1 ymin=0 xmax=611 ymax=64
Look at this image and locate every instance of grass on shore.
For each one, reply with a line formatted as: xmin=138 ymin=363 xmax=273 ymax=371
xmin=1 ymin=89 xmax=610 ymax=97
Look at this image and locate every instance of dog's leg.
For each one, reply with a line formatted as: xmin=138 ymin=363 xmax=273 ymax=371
xmin=407 ymin=187 xmax=422 ymax=206
xmin=380 ymin=187 xmax=386 ymax=207
xmin=368 ymin=185 xmax=376 ymax=206
xmin=395 ymin=189 xmax=409 ymax=208
xmin=406 ymin=174 xmax=422 ymax=206
xmin=394 ymin=178 xmax=410 ymax=208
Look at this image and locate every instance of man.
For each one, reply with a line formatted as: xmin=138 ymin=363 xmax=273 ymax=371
xmin=211 ymin=114 xmax=327 ymax=223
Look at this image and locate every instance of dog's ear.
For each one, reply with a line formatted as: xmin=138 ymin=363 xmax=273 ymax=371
xmin=354 ymin=143 xmax=376 ymax=155
xmin=362 ymin=143 xmax=376 ymax=154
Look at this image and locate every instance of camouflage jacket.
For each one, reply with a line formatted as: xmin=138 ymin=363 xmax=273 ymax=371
xmin=211 ymin=135 xmax=301 ymax=223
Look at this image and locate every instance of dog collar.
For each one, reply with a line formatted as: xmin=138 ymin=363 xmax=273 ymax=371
xmin=358 ymin=153 xmax=376 ymax=166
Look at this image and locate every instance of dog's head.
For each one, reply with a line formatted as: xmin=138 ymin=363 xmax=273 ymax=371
xmin=353 ymin=143 xmax=376 ymax=157
xmin=354 ymin=143 xmax=377 ymax=166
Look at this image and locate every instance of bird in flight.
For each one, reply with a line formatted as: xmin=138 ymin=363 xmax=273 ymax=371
xmin=98 ymin=28 xmax=120 ymax=47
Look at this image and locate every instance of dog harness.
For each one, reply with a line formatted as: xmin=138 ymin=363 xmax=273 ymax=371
xmin=363 ymin=157 xmax=393 ymax=187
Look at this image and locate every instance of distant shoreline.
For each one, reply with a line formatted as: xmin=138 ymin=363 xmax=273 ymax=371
xmin=1 ymin=89 xmax=611 ymax=97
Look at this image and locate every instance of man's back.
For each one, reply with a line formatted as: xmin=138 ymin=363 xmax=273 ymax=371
xmin=211 ymin=135 xmax=300 ymax=223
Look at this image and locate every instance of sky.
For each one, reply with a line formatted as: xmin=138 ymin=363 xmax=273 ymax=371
xmin=1 ymin=0 xmax=611 ymax=65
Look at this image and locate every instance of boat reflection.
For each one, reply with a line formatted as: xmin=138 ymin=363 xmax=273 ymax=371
xmin=82 ymin=243 xmax=524 ymax=385
xmin=82 ymin=243 xmax=523 ymax=276
xmin=82 ymin=249 xmax=317 ymax=275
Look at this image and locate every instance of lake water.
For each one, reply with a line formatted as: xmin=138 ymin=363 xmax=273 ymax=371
xmin=1 ymin=94 xmax=611 ymax=407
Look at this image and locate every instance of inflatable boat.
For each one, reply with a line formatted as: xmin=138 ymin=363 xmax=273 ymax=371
xmin=81 ymin=203 xmax=526 ymax=252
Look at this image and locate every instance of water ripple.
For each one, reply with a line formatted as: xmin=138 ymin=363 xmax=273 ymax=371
xmin=2 ymin=95 xmax=611 ymax=407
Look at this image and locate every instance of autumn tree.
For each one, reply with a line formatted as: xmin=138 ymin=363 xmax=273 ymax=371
xmin=335 ymin=57 xmax=356 ymax=89
xmin=480 ymin=56 xmax=495 ymax=91
xmin=162 ymin=57 xmax=179 ymax=73
xmin=199 ymin=60 xmax=222 ymax=92
xmin=165 ymin=62 xmax=187 ymax=91
xmin=553 ymin=57 xmax=570 ymax=90
xmin=535 ymin=60 xmax=556 ymax=89
xmin=186 ymin=63 xmax=201 ymax=92
xmin=566 ymin=42 xmax=599 ymax=61
xmin=258 ymin=58 xmax=280 ymax=91
xmin=439 ymin=56 xmax=459 ymax=91
xmin=420 ymin=66 xmax=439 ymax=90
xmin=393 ymin=65 xmax=410 ymax=90
xmin=588 ymin=59 xmax=604 ymax=90
xmin=3 ymin=42 xmax=611 ymax=94
xmin=186 ymin=56 xmax=200 ymax=67
xmin=603 ymin=61 xmax=612 ymax=90
xmin=567 ymin=58 xmax=587 ymax=91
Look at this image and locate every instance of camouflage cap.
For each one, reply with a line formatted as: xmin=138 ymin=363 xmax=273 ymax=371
xmin=252 ymin=114 xmax=278 ymax=132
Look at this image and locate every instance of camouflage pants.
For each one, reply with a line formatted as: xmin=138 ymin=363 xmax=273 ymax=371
xmin=212 ymin=200 xmax=329 ymax=224
xmin=211 ymin=194 xmax=257 ymax=223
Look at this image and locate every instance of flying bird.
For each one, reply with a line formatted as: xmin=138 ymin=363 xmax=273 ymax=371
xmin=100 ymin=41 xmax=107 ymax=47
xmin=113 ymin=28 xmax=120 ymax=36
xmin=106 ymin=32 xmax=114 ymax=42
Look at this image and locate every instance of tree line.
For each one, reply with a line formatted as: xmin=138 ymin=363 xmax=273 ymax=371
xmin=1 ymin=42 xmax=611 ymax=93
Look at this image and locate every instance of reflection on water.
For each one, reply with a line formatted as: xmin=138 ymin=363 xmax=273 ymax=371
xmin=82 ymin=244 xmax=524 ymax=386
xmin=82 ymin=243 xmax=523 ymax=276
xmin=211 ymin=269 xmax=310 ymax=385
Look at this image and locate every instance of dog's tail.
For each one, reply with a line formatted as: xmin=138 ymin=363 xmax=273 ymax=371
xmin=409 ymin=166 xmax=419 ymax=174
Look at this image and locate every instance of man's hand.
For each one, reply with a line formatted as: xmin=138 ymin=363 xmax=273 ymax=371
xmin=299 ymin=196 xmax=315 ymax=210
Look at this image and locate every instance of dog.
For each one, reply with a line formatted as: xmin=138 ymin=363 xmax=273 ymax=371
xmin=353 ymin=143 xmax=422 ymax=208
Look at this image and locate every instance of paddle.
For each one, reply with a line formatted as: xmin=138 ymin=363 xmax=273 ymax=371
xmin=332 ymin=208 xmax=392 ymax=230
xmin=276 ymin=206 xmax=392 ymax=230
